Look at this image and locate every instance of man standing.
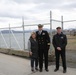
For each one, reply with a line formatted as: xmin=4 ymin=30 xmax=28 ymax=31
xmin=52 ymin=27 xmax=67 ymax=73
xmin=36 ymin=24 xmax=50 ymax=72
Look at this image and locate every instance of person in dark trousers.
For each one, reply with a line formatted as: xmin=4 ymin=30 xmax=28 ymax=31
xmin=36 ymin=24 xmax=50 ymax=72
xmin=28 ymin=32 xmax=38 ymax=72
xmin=52 ymin=27 xmax=67 ymax=73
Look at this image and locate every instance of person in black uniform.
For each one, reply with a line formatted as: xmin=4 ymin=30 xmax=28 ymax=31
xmin=52 ymin=27 xmax=67 ymax=73
xmin=36 ymin=24 xmax=50 ymax=72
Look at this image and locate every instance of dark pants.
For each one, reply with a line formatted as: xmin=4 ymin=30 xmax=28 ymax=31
xmin=31 ymin=58 xmax=38 ymax=68
xmin=38 ymin=49 xmax=48 ymax=69
xmin=55 ymin=50 xmax=66 ymax=70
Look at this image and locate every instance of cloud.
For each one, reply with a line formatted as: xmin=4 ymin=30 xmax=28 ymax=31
xmin=59 ymin=1 xmax=76 ymax=11
xmin=0 ymin=0 xmax=75 ymax=19
xmin=0 ymin=0 xmax=38 ymax=19
xmin=0 ymin=0 xmax=76 ymax=29
xmin=12 ymin=0 xmax=63 ymax=4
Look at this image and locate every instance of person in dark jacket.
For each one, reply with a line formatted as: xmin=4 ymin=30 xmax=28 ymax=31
xmin=36 ymin=24 xmax=50 ymax=72
xmin=52 ymin=27 xmax=67 ymax=73
xmin=28 ymin=32 xmax=38 ymax=72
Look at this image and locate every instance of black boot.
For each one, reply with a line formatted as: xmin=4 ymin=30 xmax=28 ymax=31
xmin=35 ymin=67 xmax=38 ymax=71
xmin=31 ymin=67 xmax=34 ymax=72
xmin=54 ymin=69 xmax=59 ymax=72
xmin=39 ymin=69 xmax=43 ymax=72
xmin=63 ymin=70 xmax=66 ymax=73
xmin=45 ymin=68 xmax=49 ymax=72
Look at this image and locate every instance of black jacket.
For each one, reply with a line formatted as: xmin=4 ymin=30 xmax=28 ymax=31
xmin=36 ymin=30 xmax=50 ymax=50
xmin=52 ymin=33 xmax=67 ymax=51
xmin=29 ymin=38 xmax=38 ymax=58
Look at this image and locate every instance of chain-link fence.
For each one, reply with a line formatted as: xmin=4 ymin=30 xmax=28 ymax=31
xmin=63 ymin=21 xmax=76 ymax=51
xmin=0 ymin=11 xmax=76 ymax=52
xmin=0 ymin=23 xmax=51 ymax=51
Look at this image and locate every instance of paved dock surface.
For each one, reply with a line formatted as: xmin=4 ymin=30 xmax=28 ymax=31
xmin=0 ymin=53 xmax=76 ymax=75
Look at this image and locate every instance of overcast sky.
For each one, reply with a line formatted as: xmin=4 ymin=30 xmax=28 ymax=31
xmin=0 ymin=0 xmax=76 ymax=29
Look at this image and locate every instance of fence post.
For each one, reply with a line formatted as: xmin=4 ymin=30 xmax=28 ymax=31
xmin=22 ymin=17 xmax=25 ymax=50
xmin=9 ymin=24 xmax=11 ymax=49
xmin=50 ymin=11 xmax=53 ymax=52
xmin=61 ymin=16 xmax=63 ymax=31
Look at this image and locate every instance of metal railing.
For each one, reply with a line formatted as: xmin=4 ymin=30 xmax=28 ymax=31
xmin=0 ymin=23 xmax=51 ymax=51
xmin=0 ymin=11 xmax=76 ymax=51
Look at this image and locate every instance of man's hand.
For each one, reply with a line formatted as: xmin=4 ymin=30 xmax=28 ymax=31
xmin=57 ymin=47 xmax=61 ymax=51
xmin=29 ymin=52 xmax=32 ymax=56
